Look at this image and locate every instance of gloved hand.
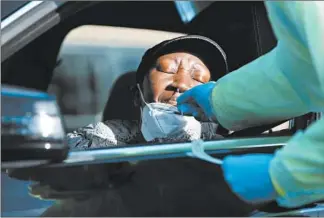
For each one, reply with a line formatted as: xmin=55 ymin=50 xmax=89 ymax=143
xmin=7 ymin=162 xmax=135 ymax=200
xmin=222 ymin=154 xmax=278 ymax=205
xmin=177 ymin=82 xmax=217 ymax=122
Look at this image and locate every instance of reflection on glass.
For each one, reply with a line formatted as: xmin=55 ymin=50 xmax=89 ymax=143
xmin=174 ymin=1 xmax=197 ymax=23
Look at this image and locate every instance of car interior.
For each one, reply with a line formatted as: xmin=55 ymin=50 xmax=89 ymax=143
xmin=1 ymin=1 xmax=323 ymax=217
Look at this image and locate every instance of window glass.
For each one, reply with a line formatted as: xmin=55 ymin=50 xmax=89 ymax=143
xmin=174 ymin=1 xmax=213 ymax=23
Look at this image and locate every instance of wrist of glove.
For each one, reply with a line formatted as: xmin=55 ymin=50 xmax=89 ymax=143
xmin=7 ymin=162 xmax=135 ymax=200
xmin=222 ymin=154 xmax=278 ymax=205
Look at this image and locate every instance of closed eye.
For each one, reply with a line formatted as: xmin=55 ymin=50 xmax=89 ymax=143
xmin=190 ymin=69 xmax=205 ymax=84
xmin=156 ymin=65 xmax=176 ymax=74
xmin=164 ymin=71 xmax=176 ymax=74
xmin=192 ymin=78 xmax=204 ymax=84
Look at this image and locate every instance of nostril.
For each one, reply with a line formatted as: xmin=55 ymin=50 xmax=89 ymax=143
xmin=165 ymin=85 xmax=178 ymax=92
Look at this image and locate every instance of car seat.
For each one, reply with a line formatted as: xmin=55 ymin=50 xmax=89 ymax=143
xmin=102 ymin=71 xmax=139 ymax=121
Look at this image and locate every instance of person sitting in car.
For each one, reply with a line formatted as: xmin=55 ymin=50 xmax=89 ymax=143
xmin=9 ymin=35 xmax=236 ymax=217
xmin=66 ymin=35 xmax=228 ymax=149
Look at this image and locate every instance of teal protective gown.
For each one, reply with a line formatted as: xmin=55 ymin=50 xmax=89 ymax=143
xmin=210 ymin=1 xmax=324 ymax=208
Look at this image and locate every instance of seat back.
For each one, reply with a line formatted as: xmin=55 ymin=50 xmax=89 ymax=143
xmin=102 ymin=71 xmax=139 ymax=121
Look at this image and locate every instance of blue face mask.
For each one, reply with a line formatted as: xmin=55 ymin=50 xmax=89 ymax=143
xmin=137 ymin=84 xmax=202 ymax=142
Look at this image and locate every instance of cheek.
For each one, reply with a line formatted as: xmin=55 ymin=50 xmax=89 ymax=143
xmin=148 ymin=71 xmax=174 ymax=101
xmin=148 ymin=71 xmax=160 ymax=88
xmin=141 ymin=77 xmax=154 ymax=102
xmin=143 ymin=72 xmax=165 ymax=102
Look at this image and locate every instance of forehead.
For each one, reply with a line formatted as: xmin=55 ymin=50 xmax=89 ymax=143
xmin=156 ymin=52 xmax=206 ymax=65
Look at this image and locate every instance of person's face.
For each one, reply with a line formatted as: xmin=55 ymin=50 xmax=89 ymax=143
xmin=141 ymin=52 xmax=211 ymax=106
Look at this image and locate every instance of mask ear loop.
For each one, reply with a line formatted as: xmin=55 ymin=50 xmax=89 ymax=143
xmin=137 ymin=83 xmax=150 ymax=132
xmin=137 ymin=84 xmax=152 ymax=110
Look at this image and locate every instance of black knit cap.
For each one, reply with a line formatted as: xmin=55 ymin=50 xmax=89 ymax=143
xmin=136 ymin=35 xmax=228 ymax=84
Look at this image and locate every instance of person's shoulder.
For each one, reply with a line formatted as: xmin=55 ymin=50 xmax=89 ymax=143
xmin=66 ymin=119 xmax=140 ymax=149
xmin=101 ymin=119 xmax=141 ymax=143
xmin=201 ymin=122 xmax=224 ymax=139
xmin=102 ymin=119 xmax=139 ymax=131
xmin=201 ymin=122 xmax=219 ymax=130
xmin=72 ymin=119 xmax=137 ymax=136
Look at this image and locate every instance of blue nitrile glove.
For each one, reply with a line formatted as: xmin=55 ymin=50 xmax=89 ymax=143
xmin=177 ymin=82 xmax=217 ymax=122
xmin=222 ymin=154 xmax=278 ymax=204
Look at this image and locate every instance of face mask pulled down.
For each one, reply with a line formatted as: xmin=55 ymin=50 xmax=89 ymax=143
xmin=137 ymin=84 xmax=202 ymax=142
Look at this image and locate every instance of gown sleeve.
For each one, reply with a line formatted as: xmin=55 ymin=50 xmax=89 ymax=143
xmin=209 ymin=1 xmax=324 ymax=207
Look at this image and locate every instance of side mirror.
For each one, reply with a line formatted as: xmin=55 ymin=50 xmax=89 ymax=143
xmin=1 ymin=85 xmax=69 ymax=168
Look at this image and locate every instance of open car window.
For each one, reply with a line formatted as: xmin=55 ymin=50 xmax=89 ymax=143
xmin=48 ymin=25 xmax=185 ymax=131
xmin=49 ymin=25 xmax=292 ymax=133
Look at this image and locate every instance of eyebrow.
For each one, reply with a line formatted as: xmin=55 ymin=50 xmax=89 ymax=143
xmin=156 ymin=57 xmax=176 ymax=65
xmin=160 ymin=56 xmax=204 ymax=70
xmin=176 ymin=57 xmax=204 ymax=66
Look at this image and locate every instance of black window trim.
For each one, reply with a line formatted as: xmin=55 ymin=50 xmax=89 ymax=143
xmin=1 ymin=1 xmax=65 ymax=62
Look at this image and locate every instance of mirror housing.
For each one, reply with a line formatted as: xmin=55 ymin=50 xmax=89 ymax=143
xmin=1 ymin=85 xmax=69 ymax=168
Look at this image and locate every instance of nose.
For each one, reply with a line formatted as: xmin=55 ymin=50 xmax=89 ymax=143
xmin=172 ymin=66 xmax=193 ymax=93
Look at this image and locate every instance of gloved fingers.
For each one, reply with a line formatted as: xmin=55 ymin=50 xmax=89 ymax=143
xmin=177 ymin=103 xmax=211 ymax=122
xmin=177 ymin=82 xmax=218 ymax=121
xmin=177 ymin=103 xmax=200 ymax=116
xmin=222 ymin=154 xmax=274 ymax=167
xmin=221 ymin=154 xmax=276 ymax=204
xmin=221 ymin=154 xmax=274 ymax=179
xmin=177 ymin=82 xmax=216 ymax=105
xmin=176 ymin=87 xmax=197 ymax=105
